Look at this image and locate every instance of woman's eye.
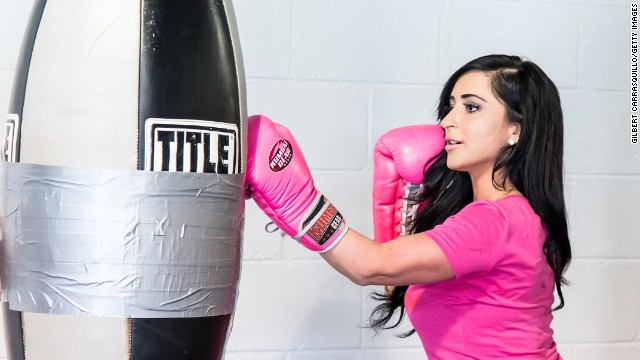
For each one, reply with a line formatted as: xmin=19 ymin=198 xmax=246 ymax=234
xmin=464 ymin=103 xmax=480 ymax=112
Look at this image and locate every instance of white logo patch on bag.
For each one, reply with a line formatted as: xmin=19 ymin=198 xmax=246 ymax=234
xmin=1 ymin=114 xmax=20 ymax=163
xmin=145 ymin=118 xmax=238 ymax=174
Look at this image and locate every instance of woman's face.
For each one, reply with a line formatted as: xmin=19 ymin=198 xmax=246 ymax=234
xmin=439 ymin=70 xmax=520 ymax=177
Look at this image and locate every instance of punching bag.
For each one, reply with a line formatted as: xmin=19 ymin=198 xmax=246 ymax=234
xmin=0 ymin=1 xmax=246 ymax=359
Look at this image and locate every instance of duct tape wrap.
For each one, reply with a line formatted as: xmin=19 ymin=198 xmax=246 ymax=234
xmin=0 ymin=162 xmax=244 ymax=318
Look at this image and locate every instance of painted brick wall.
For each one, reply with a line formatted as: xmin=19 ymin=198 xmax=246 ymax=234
xmin=0 ymin=0 xmax=637 ymax=359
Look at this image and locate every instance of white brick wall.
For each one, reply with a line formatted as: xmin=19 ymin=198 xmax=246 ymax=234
xmin=0 ymin=0 xmax=637 ymax=359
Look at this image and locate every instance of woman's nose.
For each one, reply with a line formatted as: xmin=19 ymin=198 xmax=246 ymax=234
xmin=440 ymin=109 xmax=455 ymax=129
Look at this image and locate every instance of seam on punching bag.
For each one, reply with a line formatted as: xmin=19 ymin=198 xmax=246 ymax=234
xmin=136 ymin=0 xmax=143 ymax=171
xmin=127 ymin=318 xmax=133 ymax=360
xmin=2 ymin=2 xmax=47 ymax=360
xmin=8 ymin=0 xmax=47 ymax=164
xmin=220 ymin=0 xmax=246 ymax=174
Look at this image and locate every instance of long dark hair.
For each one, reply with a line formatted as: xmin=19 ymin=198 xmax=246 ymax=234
xmin=370 ymin=54 xmax=572 ymax=336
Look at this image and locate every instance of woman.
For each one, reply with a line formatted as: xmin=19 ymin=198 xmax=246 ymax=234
xmin=246 ymin=54 xmax=571 ymax=359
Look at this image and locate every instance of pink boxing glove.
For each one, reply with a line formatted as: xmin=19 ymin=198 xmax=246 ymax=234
xmin=246 ymin=115 xmax=349 ymax=252
xmin=372 ymin=124 xmax=445 ymax=243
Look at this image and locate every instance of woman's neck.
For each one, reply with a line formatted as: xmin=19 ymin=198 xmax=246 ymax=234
xmin=469 ymin=168 xmax=522 ymax=202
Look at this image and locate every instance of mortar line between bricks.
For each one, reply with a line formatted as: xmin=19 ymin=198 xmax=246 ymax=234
xmin=565 ymin=173 xmax=640 ymax=179
xmin=302 ymin=171 xmax=640 ymax=185
xmin=366 ymin=88 xmax=373 ymax=161
xmin=247 ymin=76 xmax=628 ymax=93
xmin=227 ymin=347 xmax=427 ymax=355
xmin=558 ymin=340 xmax=640 ymax=345
xmin=309 ymin=170 xmax=640 ymax=177
xmin=247 ymin=75 xmax=445 ymax=88
xmin=636 ymin=311 xmax=640 ymax=342
xmin=570 ymin=258 xmax=640 ymax=263
xmin=560 ymin=87 xmax=627 ymax=93
xmin=577 ymin=4 xmax=583 ymax=89
xmin=311 ymin=169 xmax=372 ymax=174
xmin=288 ymin=0 xmax=295 ymax=78
xmin=463 ymin=0 xmax=624 ymax=8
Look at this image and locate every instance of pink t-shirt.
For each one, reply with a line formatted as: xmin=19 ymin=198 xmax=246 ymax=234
xmin=406 ymin=195 xmax=562 ymax=359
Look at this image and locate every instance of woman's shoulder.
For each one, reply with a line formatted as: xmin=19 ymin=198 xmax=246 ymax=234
xmin=459 ymin=194 xmax=538 ymax=224
xmin=468 ymin=194 xmax=532 ymax=210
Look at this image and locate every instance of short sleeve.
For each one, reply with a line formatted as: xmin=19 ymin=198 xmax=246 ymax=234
xmin=425 ymin=201 xmax=510 ymax=278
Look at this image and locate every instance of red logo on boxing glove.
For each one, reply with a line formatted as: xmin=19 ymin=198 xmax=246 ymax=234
xmin=268 ymin=139 xmax=293 ymax=172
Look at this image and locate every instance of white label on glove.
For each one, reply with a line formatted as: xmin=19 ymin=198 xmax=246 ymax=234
xmin=298 ymin=195 xmax=346 ymax=246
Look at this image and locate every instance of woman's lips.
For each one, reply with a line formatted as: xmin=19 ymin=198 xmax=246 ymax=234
xmin=445 ymin=141 xmax=463 ymax=151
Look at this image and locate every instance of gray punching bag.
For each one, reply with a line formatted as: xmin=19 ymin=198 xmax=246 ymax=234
xmin=0 ymin=1 xmax=246 ymax=359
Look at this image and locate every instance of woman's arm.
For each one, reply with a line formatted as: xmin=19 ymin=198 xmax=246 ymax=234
xmin=247 ymin=115 xmax=453 ymax=286
xmin=321 ymin=229 xmax=454 ymax=286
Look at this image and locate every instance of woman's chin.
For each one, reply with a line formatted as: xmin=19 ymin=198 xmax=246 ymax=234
xmin=445 ymin=160 xmax=464 ymax=172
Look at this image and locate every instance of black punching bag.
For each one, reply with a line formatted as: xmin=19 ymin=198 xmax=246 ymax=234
xmin=0 ymin=1 xmax=246 ymax=359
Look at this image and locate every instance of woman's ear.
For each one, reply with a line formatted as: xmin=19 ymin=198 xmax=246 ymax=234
xmin=510 ymin=123 xmax=521 ymax=143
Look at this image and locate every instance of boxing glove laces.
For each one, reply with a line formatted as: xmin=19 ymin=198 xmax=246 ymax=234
xmin=246 ymin=115 xmax=349 ymax=253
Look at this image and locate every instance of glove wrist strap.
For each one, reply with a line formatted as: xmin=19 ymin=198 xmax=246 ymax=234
xmin=295 ymin=194 xmax=349 ymax=253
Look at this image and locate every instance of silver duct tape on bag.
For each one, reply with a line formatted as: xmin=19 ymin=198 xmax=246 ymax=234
xmin=0 ymin=162 xmax=244 ymax=318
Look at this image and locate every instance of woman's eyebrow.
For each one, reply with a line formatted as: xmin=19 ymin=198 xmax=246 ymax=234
xmin=449 ymin=93 xmax=487 ymax=103
xmin=461 ymin=93 xmax=487 ymax=102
